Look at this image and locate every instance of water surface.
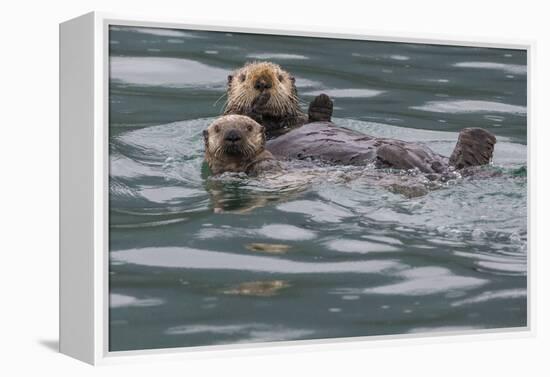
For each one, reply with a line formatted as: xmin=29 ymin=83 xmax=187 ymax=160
xmin=108 ymin=26 xmax=527 ymax=352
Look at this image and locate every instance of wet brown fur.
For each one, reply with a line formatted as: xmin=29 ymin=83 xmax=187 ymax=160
xmin=224 ymin=62 xmax=307 ymax=136
xmin=204 ymin=115 xmax=280 ymax=175
xmin=221 ymin=63 xmax=497 ymax=175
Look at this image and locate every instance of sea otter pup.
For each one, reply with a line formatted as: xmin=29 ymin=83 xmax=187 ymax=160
xmin=203 ymin=114 xmax=281 ymax=176
xmin=224 ymin=62 xmax=330 ymax=138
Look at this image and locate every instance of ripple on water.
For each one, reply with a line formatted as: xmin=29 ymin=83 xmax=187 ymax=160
xmin=303 ymin=88 xmax=384 ymax=98
xmin=110 ymin=293 xmax=164 ymax=308
xmin=362 ymin=267 xmax=488 ymax=296
xmin=197 ymin=224 xmax=316 ymax=241
xmin=334 ymin=118 xmax=459 ymax=143
xmin=139 ymin=186 xmax=204 ymax=203
xmin=484 ymin=115 xmax=506 ymax=123
xmin=451 ymin=289 xmax=526 ymax=307
xmin=326 ymin=239 xmax=400 ymax=253
xmin=476 ymin=260 xmax=527 ymax=275
xmin=361 ymin=235 xmax=403 ymax=245
xmin=390 ymin=55 xmax=410 ymax=61
xmin=341 ymin=295 xmax=360 ymax=301
xmin=277 ymin=200 xmax=354 ymax=223
xmin=256 ymin=224 xmax=317 ymax=241
xmin=115 ymin=118 xmax=208 ymax=156
xmin=110 ymin=57 xmax=229 ymax=87
xmin=165 ymin=323 xmax=314 ymax=344
xmin=408 ymin=326 xmax=482 ymax=334
xmin=453 ymin=62 xmax=527 ymax=75
xmin=246 ymin=53 xmax=309 ymax=60
xmin=111 ymin=218 xmax=188 ymax=229
xmin=411 ymin=100 xmax=526 ymax=115
xmin=111 ymin=247 xmax=404 ymax=274
xmin=221 ymin=280 xmax=290 ymax=297
xmin=110 ymin=154 xmax=165 ymax=180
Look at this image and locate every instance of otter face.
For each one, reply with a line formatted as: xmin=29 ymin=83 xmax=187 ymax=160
xmin=204 ymin=115 xmax=266 ymax=161
xmin=225 ymin=62 xmax=299 ymax=117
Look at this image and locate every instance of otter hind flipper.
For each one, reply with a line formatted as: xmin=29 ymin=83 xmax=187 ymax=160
xmin=308 ymin=93 xmax=333 ymax=122
xmin=449 ymin=128 xmax=497 ymax=169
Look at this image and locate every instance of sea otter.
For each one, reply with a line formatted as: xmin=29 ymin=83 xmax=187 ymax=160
xmin=203 ymin=114 xmax=281 ymax=176
xmin=224 ymin=61 xmax=329 ymax=138
xmin=223 ymin=62 xmax=496 ymax=172
xmin=268 ymin=95 xmax=496 ymax=173
xmin=204 ymin=113 xmax=496 ymax=176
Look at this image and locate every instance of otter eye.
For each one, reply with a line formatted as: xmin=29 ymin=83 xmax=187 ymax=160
xmin=214 ymin=125 xmax=221 ymax=133
xmin=247 ymin=125 xmax=253 ymax=132
xmin=278 ymin=74 xmax=284 ymax=82
xmin=239 ymin=73 xmax=246 ymax=82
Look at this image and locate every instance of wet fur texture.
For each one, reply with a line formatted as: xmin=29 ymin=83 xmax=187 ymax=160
xmin=449 ymin=128 xmax=497 ymax=169
xmin=223 ymin=62 xmax=307 ymax=137
xmin=204 ymin=115 xmax=281 ymax=176
xmin=221 ymin=62 xmax=497 ymax=174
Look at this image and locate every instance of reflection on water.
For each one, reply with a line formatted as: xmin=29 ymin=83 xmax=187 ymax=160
xmin=111 ymin=247 xmax=404 ymax=274
xmin=108 ymin=26 xmax=527 ymax=352
xmin=111 ymin=57 xmax=229 ymax=87
xmin=453 ymin=61 xmax=527 ymax=75
xmin=411 ymin=100 xmax=527 ymax=114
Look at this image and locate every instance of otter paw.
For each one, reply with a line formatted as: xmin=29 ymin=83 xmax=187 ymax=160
xmin=251 ymin=92 xmax=271 ymax=113
xmin=308 ymin=93 xmax=333 ymax=122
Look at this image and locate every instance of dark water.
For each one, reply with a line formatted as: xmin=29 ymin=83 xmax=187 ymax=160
xmin=108 ymin=26 xmax=527 ymax=352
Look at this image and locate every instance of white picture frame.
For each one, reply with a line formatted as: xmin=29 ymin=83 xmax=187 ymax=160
xmin=59 ymin=11 xmax=533 ymax=365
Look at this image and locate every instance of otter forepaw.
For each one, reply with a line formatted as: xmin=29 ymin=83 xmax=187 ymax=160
xmin=251 ymin=92 xmax=271 ymax=113
xmin=308 ymin=93 xmax=333 ymax=122
xmin=247 ymin=92 xmax=271 ymax=122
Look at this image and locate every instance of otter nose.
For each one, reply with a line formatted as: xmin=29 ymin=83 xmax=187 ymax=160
xmin=224 ymin=129 xmax=242 ymax=142
xmin=254 ymin=78 xmax=272 ymax=91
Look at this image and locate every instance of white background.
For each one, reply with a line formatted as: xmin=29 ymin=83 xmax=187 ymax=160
xmin=1 ymin=0 xmax=547 ymax=375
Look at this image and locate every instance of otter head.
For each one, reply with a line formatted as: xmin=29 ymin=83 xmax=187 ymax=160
xmin=203 ymin=115 xmax=267 ymax=173
xmin=224 ymin=62 xmax=300 ymax=118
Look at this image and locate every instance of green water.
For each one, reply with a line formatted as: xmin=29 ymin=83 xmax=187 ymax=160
xmin=108 ymin=26 xmax=527 ymax=352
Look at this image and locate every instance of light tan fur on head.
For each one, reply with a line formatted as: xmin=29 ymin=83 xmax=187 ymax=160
xmin=203 ymin=115 xmax=268 ymax=174
xmin=224 ymin=62 xmax=301 ymax=118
